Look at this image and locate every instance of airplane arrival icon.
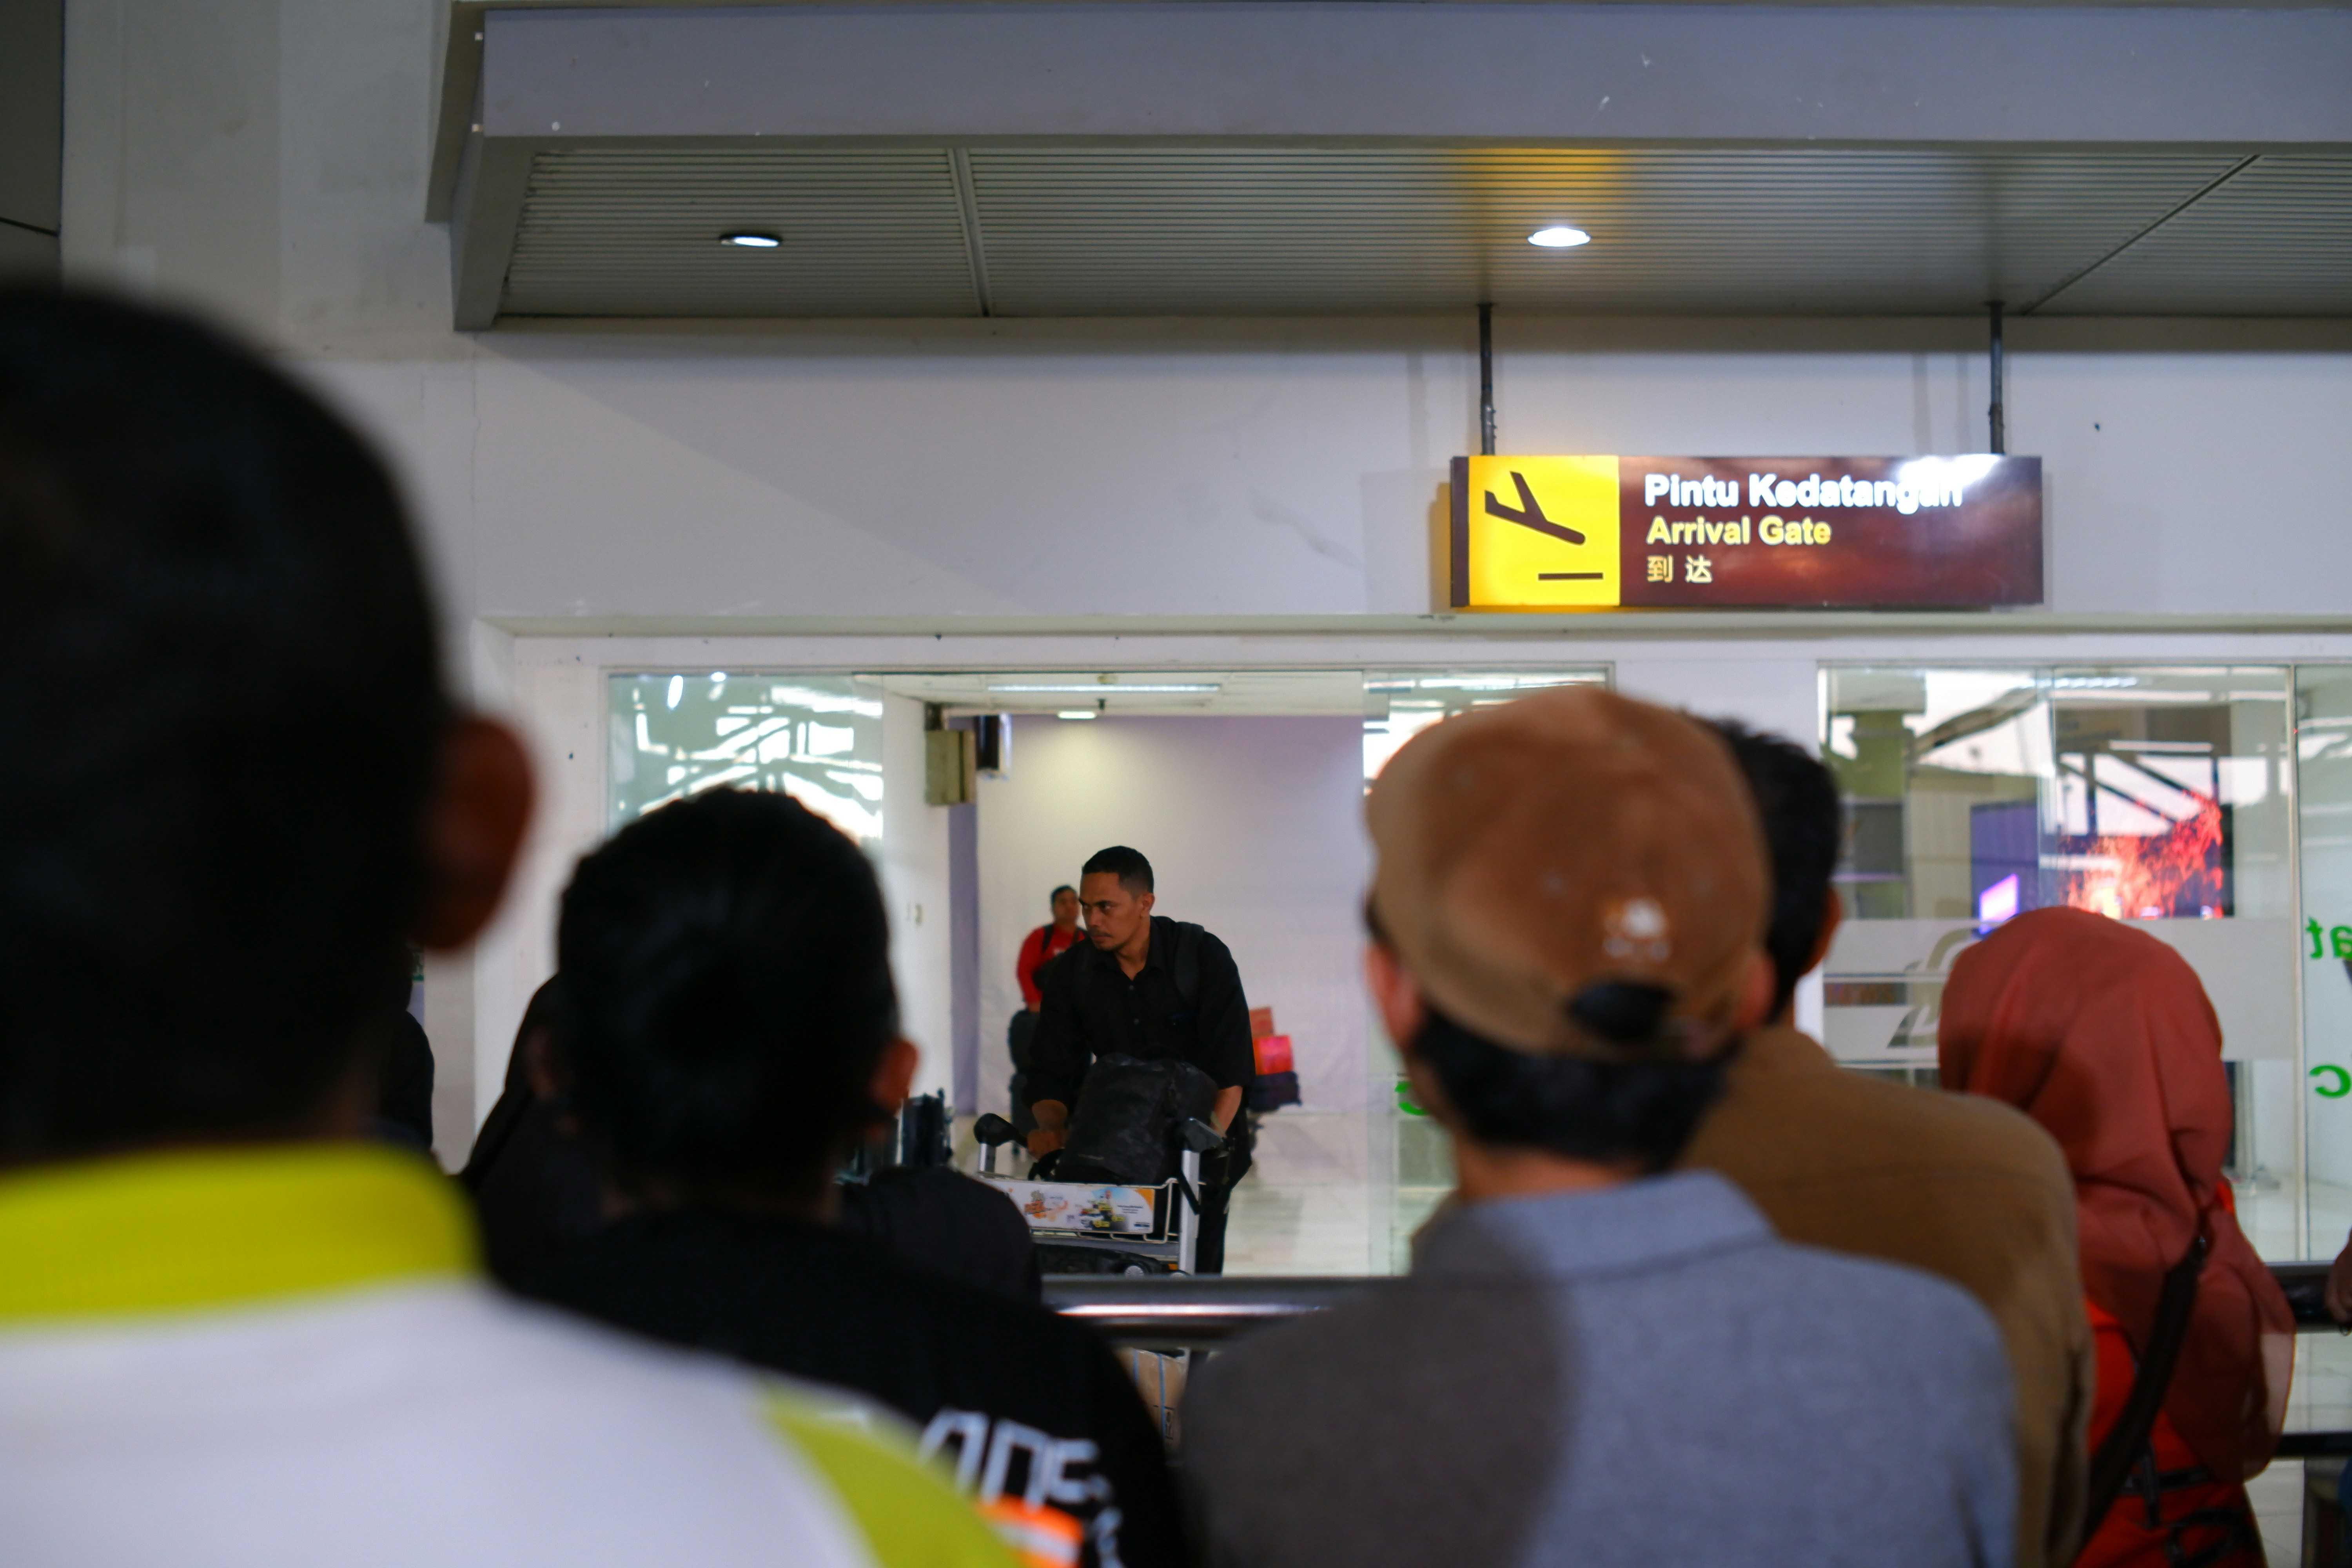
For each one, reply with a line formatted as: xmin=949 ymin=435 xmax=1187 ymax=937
xmin=1485 ymin=469 xmax=1603 ymax=581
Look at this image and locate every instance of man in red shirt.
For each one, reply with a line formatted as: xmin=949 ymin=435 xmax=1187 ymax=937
xmin=1017 ymin=884 xmax=1084 ymax=1010
xmin=1009 ymin=885 xmax=1084 ymax=1131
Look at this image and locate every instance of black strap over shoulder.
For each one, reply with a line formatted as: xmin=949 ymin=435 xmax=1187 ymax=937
xmin=2080 ymin=1234 xmax=2211 ymax=1546
xmin=1161 ymin=919 xmax=1203 ymax=1011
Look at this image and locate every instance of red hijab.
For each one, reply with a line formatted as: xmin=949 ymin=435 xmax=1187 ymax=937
xmin=1939 ymin=906 xmax=2292 ymax=1481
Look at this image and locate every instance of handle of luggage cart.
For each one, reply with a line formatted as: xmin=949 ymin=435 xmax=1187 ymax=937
xmin=973 ymin=1112 xmax=1223 ymax=1174
xmin=1167 ymin=1116 xmax=1225 ymax=1218
xmin=973 ymin=1112 xmax=1024 ymax=1176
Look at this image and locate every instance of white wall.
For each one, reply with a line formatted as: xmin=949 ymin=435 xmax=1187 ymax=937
xmin=294 ymin=321 xmax=2352 ymax=627
xmin=974 ymin=715 xmax=1372 ymax=1116
xmin=56 ymin=1 xmax=2352 ymax=633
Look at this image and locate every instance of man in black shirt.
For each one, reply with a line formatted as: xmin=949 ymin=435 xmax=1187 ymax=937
xmin=1027 ymin=846 xmax=1256 ymax=1274
xmin=524 ymin=791 xmax=1183 ymax=1568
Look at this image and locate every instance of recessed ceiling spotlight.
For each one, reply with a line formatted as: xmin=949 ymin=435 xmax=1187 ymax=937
xmin=720 ymin=232 xmax=781 ymax=249
xmin=1527 ymin=226 xmax=1590 ymax=249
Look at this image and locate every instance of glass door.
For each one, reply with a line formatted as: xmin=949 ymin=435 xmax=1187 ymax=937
xmin=1820 ymin=666 xmax=2300 ymax=1254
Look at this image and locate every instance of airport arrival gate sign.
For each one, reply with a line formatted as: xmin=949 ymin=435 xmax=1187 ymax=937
xmin=1448 ymin=455 xmax=2043 ymax=610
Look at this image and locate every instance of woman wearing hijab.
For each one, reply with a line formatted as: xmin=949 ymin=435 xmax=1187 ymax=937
xmin=1940 ymin=907 xmax=2293 ymax=1568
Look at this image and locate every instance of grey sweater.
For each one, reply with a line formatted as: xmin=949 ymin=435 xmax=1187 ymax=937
xmin=1185 ymin=1172 xmax=2016 ymax=1568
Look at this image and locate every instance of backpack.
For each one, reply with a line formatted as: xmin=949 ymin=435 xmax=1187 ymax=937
xmin=1056 ymin=1054 xmax=1219 ymax=1185
xmin=1159 ymin=919 xmax=1204 ymax=1015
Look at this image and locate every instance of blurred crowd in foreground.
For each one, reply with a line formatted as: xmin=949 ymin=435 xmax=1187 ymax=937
xmin=0 ymin=292 xmax=2298 ymax=1568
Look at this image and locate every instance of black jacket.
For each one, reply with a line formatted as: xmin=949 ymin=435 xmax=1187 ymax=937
xmin=525 ymin=1210 xmax=1185 ymax=1568
xmin=838 ymin=1165 xmax=1043 ymax=1303
xmin=1028 ymin=917 xmax=1255 ymax=1113
xmin=460 ymin=1072 xmax=602 ymax=1289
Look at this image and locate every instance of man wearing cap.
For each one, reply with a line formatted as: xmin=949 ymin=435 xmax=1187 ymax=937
xmin=1183 ymin=689 xmax=2017 ymax=1568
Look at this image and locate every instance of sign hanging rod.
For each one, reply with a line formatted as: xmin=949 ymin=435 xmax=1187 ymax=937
xmin=1478 ymin=303 xmax=1497 ymax=457
xmin=1988 ymin=300 xmax=2007 ymax=455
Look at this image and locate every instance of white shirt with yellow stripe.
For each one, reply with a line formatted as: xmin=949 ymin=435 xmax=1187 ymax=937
xmin=0 ymin=1142 xmax=1016 ymax=1568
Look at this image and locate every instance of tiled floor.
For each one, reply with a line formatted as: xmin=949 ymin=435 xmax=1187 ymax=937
xmin=1222 ymin=1108 xmax=1447 ymax=1276
xmin=984 ymin=1090 xmax=2352 ymax=1283
xmin=2248 ymin=1459 xmax=2309 ymax=1566
xmin=2243 ymin=1177 xmax=2352 ymax=1269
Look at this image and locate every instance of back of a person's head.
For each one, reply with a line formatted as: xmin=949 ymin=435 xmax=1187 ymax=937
xmin=557 ymin=788 xmax=900 ymax=1203
xmin=1708 ymin=719 xmax=1843 ymax=1018
xmin=1365 ymin=688 xmax=1772 ymax=1172
xmin=0 ymin=290 xmax=444 ymax=1157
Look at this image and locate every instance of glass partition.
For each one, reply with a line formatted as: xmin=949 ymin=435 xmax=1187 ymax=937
xmin=607 ymin=672 xmax=884 ymax=848
xmin=578 ymin=661 xmax=2352 ymax=1277
xmin=1822 ymin=666 xmax=2301 ymax=1256
xmin=2296 ymin=668 xmax=2352 ymax=1266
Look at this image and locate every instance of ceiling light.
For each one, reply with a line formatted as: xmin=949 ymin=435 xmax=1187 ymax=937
xmin=1527 ymin=226 xmax=1590 ymax=249
xmin=720 ymin=232 xmax=781 ymax=249
xmin=1057 ymin=710 xmax=1098 ymax=721
xmin=989 ymin=682 xmax=1220 ymax=694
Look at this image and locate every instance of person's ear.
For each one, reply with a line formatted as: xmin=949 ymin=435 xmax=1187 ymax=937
xmin=1731 ymin=949 xmax=1777 ymax=1031
xmin=523 ymin=1026 xmax=561 ymax=1102
xmin=1364 ymin=941 xmax=1428 ymax=1053
xmin=869 ymin=1037 xmax=920 ymax=1115
xmin=1367 ymin=946 xmax=1458 ymax=1129
xmin=1803 ymin=888 xmax=1844 ymax=977
xmin=522 ymin=1025 xmax=584 ymax=1135
xmin=411 ymin=717 xmax=534 ymax=951
xmin=1137 ymin=890 xmax=1156 ymax=918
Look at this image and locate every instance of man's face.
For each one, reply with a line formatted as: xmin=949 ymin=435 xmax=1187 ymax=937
xmin=1079 ymin=871 xmax=1152 ymax=951
xmin=1051 ymin=887 xmax=1081 ymax=927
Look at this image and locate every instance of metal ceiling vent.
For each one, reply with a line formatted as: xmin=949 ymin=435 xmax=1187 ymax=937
xmin=488 ymin=146 xmax=2352 ymax=322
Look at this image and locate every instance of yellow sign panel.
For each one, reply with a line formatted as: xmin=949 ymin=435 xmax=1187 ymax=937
xmin=1460 ymin=455 xmax=1622 ymax=608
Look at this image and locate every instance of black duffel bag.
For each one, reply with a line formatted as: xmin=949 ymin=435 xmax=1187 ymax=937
xmin=1057 ymin=1054 xmax=1218 ymax=1186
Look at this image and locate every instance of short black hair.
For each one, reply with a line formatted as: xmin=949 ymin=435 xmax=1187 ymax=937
xmin=1081 ymin=846 xmax=1153 ymax=895
xmin=555 ymin=788 xmax=900 ymax=1203
xmin=1708 ymin=720 xmax=1843 ymax=1018
xmin=0 ymin=290 xmax=444 ymax=1157
xmin=1413 ymin=1011 xmax=1725 ymax=1172
xmin=1050 ymin=884 xmax=1077 ymax=903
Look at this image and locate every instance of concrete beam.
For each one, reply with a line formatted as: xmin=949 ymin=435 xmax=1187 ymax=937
xmin=447 ymin=132 xmax=535 ymax=331
xmin=476 ymin=4 xmax=2352 ymax=149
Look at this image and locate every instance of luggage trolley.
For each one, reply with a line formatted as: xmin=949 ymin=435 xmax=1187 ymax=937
xmin=971 ymin=1113 xmax=1224 ymax=1276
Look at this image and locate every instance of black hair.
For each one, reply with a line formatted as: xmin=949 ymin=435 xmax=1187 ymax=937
xmin=1050 ymin=884 xmax=1077 ymax=903
xmin=1081 ymin=845 xmax=1154 ymax=896
xmin=1708 ymin=719 xmax=1843 ymax=1018
xmin=0 ymin=290 xmax=445 ymax=1156
xmin=555 ymin=788 xmax=900 ymax=1203
xmin=1413 ymin=1010 xmax=1726 ymax=1172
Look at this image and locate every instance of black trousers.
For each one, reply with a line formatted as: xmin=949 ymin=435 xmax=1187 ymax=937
xmin=1189 ymin=1139 xmax=1252 ymax=1276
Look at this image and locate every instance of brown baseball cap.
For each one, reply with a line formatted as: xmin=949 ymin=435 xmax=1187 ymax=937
xmin=1365 ymin=688 xmax=1768 ymax=1060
